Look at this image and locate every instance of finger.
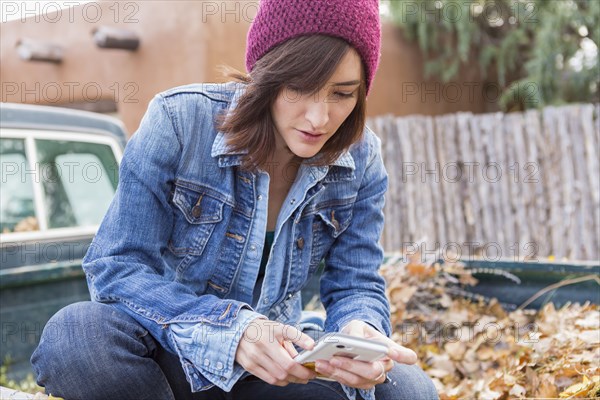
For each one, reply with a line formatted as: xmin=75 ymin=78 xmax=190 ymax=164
xmin=250 ymin=323 xmax=315 ymax=381
xmin=254 ymin=365 xmax=289 ymax=386
xmin=343 ymin=323 xmax=402 ymax=358
xmin=382 ymin=358 xmax=395 ymax=372
xmin=237 ymin=354 xmax=277 ymax=385
xmin=360 ymin=324 xmax=396 ymax=345
xmin=376 ymin=360 xmax=390 ymax=383
xmin=280 ymin=324 xmax=315 ymax=350
xmin=243 ymin=323 xmax=314 ymax=382
xmin=238 ymin=342 xmax=297 ymax=385
xmin=240 ymin=355 xmax=289 ymax=387
xmin=315 ymin=360 xmax=375 ymax=390
xmin=287 ymin=376 xmax=310 ymax=385
xmin=283 ymin=340 xmax=299 ymax=358
xmin=359 ymin=325 xmax=418 ymax=365
xmin=387 ymin=344 xmax=417 ymax=364
xmin=267 ymin=340 xmax=317 ymax=381
xmin=328 ymin=357 xmax=388 ymax=382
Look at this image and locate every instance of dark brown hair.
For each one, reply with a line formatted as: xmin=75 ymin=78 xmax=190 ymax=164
xmin=216 ymin=34 xmax=367 ymax=172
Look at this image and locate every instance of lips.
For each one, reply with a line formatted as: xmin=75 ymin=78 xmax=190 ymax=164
xmin=300 ymin=130 xmax=324 ymax=137
xmin=297 ymin=129 xmax=325 ymax=143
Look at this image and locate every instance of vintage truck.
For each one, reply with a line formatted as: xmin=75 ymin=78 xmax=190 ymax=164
xmin=1 ymin=102 xmax=126 ymax=379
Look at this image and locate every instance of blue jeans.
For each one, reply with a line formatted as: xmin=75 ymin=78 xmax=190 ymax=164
xmin=31 ymin=302 xmax=439 ymax=400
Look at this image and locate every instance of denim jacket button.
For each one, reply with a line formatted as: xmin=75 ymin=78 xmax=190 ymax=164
xmin=257 ymin=194 xmax=263 ymax=200
xmin=216 ymin=362 xmax=224 ymax=370
xmin=203 ymin=359 xmax=210 ymax=367
xmin=296 ymin=237 xmax=304 ymax=249
xmin=192 ymin=205 xmax=202 ymax=218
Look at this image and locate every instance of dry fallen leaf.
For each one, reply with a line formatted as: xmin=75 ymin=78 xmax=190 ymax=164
xmin=575 ymin=311 xmax=600 ymax=329
xmin=559 ymin=375 xmax=600 ymax=398
xmin=509 ymin=383 xmax=526 ymax=398
xmin=378 ymin=254 xmax=600 ymax=399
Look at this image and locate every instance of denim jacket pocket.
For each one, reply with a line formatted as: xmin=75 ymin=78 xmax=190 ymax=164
xmin=309 ymin=201 xmax=353 ymax=270
xmin=168 ymin=182 xmax=225 ymax=256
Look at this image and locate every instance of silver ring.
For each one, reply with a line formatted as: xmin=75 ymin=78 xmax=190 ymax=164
xmin=374 ymin=361 xmax=386 ymax=383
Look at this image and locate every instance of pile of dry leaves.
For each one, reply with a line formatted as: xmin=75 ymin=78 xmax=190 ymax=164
xmin=379 ymin=254 xmax=600 ymax=399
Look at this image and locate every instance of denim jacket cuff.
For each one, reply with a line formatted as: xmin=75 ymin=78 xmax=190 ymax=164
xmin=341 ymin=385 xmax=376 ymax=400
xmin=170 ymin=308 xmax=266 ymax=391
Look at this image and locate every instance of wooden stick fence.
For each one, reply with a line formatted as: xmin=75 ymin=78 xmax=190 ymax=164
xmin=368 ymin=104 xmax=600 ymax=261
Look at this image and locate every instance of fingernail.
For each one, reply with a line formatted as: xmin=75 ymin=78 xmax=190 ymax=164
xmin=396 ymin=348 xmax=417 ymax=363
xmin=315 ymin=361 xmax=325 ymax=372
xmin=408 ymin=349 xmax=418 ymax=363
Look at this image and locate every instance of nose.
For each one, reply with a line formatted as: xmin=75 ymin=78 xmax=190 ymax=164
xmin=304 ymin=93 xmax=329 ymax=131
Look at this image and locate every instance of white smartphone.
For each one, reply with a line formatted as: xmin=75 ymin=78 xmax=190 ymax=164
xmin=295 ymin=333 xmax=389 ymax=381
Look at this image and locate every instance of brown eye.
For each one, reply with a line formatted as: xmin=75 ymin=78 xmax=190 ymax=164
xmin=334 ymin=91 xmax=355 ymax=98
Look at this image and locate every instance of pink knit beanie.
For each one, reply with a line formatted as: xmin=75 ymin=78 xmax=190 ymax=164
xmin=245 ymin=0 xmax=381 ymax=96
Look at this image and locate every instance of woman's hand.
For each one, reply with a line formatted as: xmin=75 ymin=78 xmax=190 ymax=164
xmin=314 ymin=320 xmax=418 ymax=389
xmin=235 ymin=318 xmax=317 ymax=386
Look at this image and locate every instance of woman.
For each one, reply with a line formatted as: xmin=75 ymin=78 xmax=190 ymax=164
xmin=31 ymin=0 xmax=438 ymax=399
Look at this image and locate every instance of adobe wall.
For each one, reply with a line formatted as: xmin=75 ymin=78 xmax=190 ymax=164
xmin=1 ymin=1 xmax=491 ymax=135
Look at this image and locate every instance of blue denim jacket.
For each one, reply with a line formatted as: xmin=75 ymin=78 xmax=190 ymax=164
xmin=82 ymin=81 xmax=391 ymax=399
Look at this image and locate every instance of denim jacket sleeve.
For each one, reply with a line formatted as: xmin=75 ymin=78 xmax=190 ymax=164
xmin=170 ymin=309 xmax=266 ymax=391
xmin=320 ymin=130 xmax=391 ymax=400
xmin=321 ymin=130 xmax=391 ymax=336
xmin=82 ymin=94 xmax=258 ymax=391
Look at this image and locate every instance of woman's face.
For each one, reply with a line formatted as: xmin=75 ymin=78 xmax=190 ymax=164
xmin=271 ymin=48 xmax=362 ymax=160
